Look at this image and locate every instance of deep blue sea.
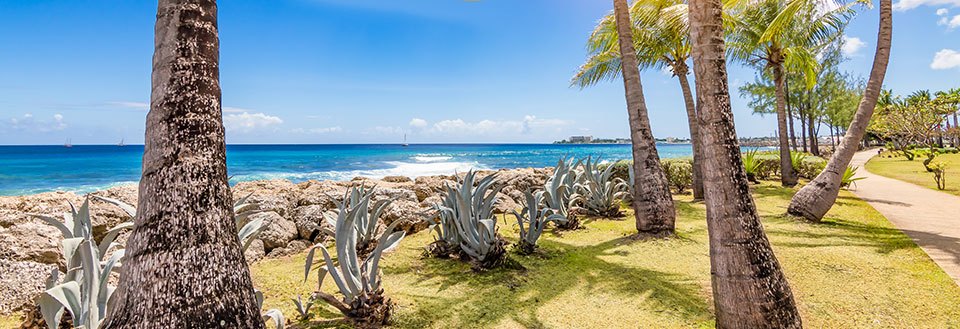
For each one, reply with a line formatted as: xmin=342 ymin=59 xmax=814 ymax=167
xmin=0 ymin=144 xmax=696 ymax=196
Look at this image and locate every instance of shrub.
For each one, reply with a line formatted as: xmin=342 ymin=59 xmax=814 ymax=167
xmin=661 ymin=159 xmax=693 ymax=193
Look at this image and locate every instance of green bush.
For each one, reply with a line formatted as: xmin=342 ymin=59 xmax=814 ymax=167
xmin=602 ymin=158 xmax=693 ymax=194
xmin=796 ymin=156 xmax=826 ymax=180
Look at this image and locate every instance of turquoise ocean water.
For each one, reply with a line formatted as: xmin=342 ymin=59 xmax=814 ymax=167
xmin=0 ymin=144 xmax=697 ymax=196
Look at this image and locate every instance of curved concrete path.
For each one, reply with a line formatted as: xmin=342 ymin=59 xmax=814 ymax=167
xmin=850 ymin=150 xmax=960 ymax=284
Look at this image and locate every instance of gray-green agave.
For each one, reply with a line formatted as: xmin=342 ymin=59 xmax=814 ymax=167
xmin=430 ymin=170 xmax=507 ymax=268
xmin=571 ymin=157 xmax=629 ymax=217
xmin=323 ymin=185 xmax=392 ymax=257
xmin=31 ymin=197 xmax=132 ymax=329
xmin=303 ymin=204 xmax=405 ymax=325
xmin=513 ymin=190 xmax=567 ymax=255
xmin=543 ymin=157 xmax=583 ymax=229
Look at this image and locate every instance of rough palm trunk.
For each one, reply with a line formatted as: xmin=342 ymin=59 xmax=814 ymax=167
xmin=953 ymin=113 xmax=958 ymax=146
xmin=785 ymin=78 xmax=798 ymax=151
xmin=787 ymin=0 xmax=892 ymax=221
xmin=773 ymin=63 xmax=797 ymax=186
xmin=688 ymin=0 xmax=802 ymax=326
xmin=613 ymin=0 xmax=676 ymax=236
xmin=799 ymin=105 xmax=807 ymax=152
xmin=676 ymin=63 xmax=705 ymax=200
xmin=102 ymin=1 xmax=266 ymax=328
xmin=808 ymin=112 xmax=819 ymax=156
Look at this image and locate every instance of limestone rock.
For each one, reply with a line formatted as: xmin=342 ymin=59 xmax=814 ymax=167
xmin=253 ymin=211 xmax=298 ymax=251
xmin=0 ymin=259 xmax=54 ymax=315
xmin=244 ymin=239 xmax=265 ymax=264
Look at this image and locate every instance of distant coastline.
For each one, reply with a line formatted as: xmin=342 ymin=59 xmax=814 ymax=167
xmin=553 ymin=135 xmax=779 ymax=147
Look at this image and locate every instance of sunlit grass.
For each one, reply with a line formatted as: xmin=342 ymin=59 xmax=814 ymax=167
xmin=251 ymin=182 xmax=960 ymax=328
xmin=866 ymin=153 xmax=960 ymax=196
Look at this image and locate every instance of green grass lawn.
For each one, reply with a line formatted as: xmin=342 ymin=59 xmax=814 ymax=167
xmin=251 ymin=182 xmax=960 ymax=328
xmin=3 ymin=183 xmax=956 ymax=328
xmin=866 ymin=153 xmax=960 ymax=196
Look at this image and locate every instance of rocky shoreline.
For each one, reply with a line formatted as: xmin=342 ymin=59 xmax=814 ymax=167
xmin=0 ymin=167 xmax=553 ymax=316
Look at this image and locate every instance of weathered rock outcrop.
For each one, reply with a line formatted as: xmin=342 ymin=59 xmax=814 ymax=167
xmin=0 ymin=167 xmax=549 ymax=316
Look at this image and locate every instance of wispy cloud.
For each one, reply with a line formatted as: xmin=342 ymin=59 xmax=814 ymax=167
xmin=931 ymin=49 xmax=960 ymax=69
xmin=408 ymin=118 xmax=428 ymax=128
xmin=108 ymin=101 xmax=150 ymax=111
xmin=3 ymin=113 xmax=67 ymax=132
xmin=893 ymin=0 xmax=960 ymax=11
xmin=292 ymin=126 xmax=343 ymax=134
xmin=223 ymin=112 xmax=283 ymax=132
xmin=841 ymin=36 xmax=866 ymax=56
xmin=409 ymin=115 xmax=571 ymax=137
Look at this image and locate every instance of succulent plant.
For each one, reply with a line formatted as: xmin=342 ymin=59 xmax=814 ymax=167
xmin=303 ymin=210 xmax=405 ymax=326
xmin=291 ymin=294 xmax=315 ymax=321
xmin=513 ymin=190 xmax=567 ymax=255
xmin=571 ymin=157 xmax=629 ymax=218
xmin=323 ymin=185 xmax=392 ymax=258
xmin=430 ymin=170 xmax=508 ymax=269
xmin=543 ymin=157 xmax=583 ymax=230
xmin=840 ymin=166 xmax=866 ymax=189
xmin=255 ymin=290 xmax=284 ymax=329
xmin=31 ymin=197 xmax=131 ymax=329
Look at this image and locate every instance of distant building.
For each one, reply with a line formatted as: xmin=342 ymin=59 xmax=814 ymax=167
xmin=568 ymin=135 xmax=593 ymax=143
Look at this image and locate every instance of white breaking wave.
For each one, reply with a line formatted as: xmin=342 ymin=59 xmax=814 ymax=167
xmin=229 ymin=160 xmax=488 ymax=183
xmin=413 ymin=156 xmax=453 ymax=163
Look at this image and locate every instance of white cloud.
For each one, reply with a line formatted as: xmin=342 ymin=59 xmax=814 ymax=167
xmin=292 ymin=126 xmax=342 ymax=134
xmin=938 ymin=14 xmax=960 ymax=28
xmin=931 ymin=49 xmax=960 ymax=69
xmin=841 ymin=36 xmax=866 ymax=56
xmin=109 ymin=101 xmax=149 ymax=110
xmin=938 ymin=8 xmax=950 ymax=15
xmin=223 ymin=112 xmax=283 ymax=132
xmin=370 ymin=126 xmax=406 ymax=135
xmin=893 ymin=0 xmax=960 ymax=11
xmin=422 ymin=115 xmax=571 ymax=136
xmin=409 ymin=118 xmax=428 ymax=128
xmin=223 ymin=106 xmax=253 ymax=114
xmin=4 ymin=113 xmax=67 ymax=132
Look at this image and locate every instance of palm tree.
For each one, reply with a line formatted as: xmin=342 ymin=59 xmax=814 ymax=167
xmin=726 ymin=0 xmax=857 ymax=186
xmin=611 ymin=0 xmax=677 ymax=236
xmin=787 ymin=0 xmax=892 ymax=221
xmin=688 ymin=0 xmax=802 ymax=325
xmin=103 ymin=1 xmax=265 ymax=327
xmin=574 ymin=0 xmax=706 ymax=200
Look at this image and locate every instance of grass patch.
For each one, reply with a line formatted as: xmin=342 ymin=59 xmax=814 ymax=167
xmin=0 ymin=314 xmax=20 ymax=328
xmin=866 ymin=153 xmax=960 ymax=196
xmin=251 ymin=182 xmax=960 ymax=328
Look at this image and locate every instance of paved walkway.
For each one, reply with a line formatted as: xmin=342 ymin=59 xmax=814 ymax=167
xmin=850 ymin=149 xmax=960 ymax=284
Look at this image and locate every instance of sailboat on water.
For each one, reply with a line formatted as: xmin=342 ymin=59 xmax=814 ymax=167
xmin=118 ymin=138 xmax=125 ymax=147
xmin=64 ymin=139 xmax=72 ymax=148
xmin=402 ymin=134 xmax=409 ymax=147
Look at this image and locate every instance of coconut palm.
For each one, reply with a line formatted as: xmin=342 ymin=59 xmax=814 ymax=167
xmin=726 ymin=0 xmax=858 ymax=186
xmin=787 ymin=0 xmax=892 ymax=221
xmin=688 ymin=0 xmax=802 ymax=325
xmin=574 ymin=0 xmax=707 ymax=200
xmin=609 ymin=0 xmax=677 ymax=236
xmin=103 ymin=1 xmax=265 ymax=328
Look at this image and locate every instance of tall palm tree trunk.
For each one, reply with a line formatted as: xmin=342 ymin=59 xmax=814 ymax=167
xmin=808 ymin=111 xmax=819 ymax=156
xmin=103 ymin=1 xmax=265 ymax=327
xmin=787 ymin=0 xmax=892 ymax=221
xmin=688 ymin=0 xmax=802 ymax=326
xmin=786 ymin=78 xmax=798 ymax=151
xmin=613 ymin=0 xmax=676 ymax=236
xmin=773 ymin=63 xmax=798 ymax=186
xmin=676 ymin=63 xmax=705 ymax=200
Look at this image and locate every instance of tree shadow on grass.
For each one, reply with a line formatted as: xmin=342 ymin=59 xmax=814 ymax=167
xmin=389 ymin=236 xmax=712 ymax=328
xmin=764 ymin=216 xmax=918 ymax=254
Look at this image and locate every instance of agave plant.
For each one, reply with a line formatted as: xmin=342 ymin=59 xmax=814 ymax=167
xmin=303 ymin=215 xmax=405 ymax=326
xmin=323 ymin=185 xmax=393 ymax=258
xmin=291 ymin=294 xmax=315 ymax=321
xmin=543 ymin=157 xmax=583 ymax=230
xmin=429 ymin=170 xmax=508 ymax=269
xmin=571 ymin=157 xmax=630 ymax=217
xmin=513 ymin=190 xmax=567 ymax=255
xmin=30 ymin=197 xmax=131 ymax=329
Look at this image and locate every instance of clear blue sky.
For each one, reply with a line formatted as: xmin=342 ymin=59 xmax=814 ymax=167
xmin=0 ymin=0 xmax=957 ymax=145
